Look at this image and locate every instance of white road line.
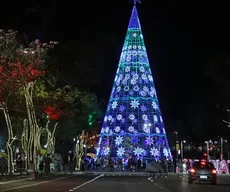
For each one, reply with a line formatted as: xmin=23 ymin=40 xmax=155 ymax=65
xmin=69 ymin=174 xmax=104 ymax=191
xmin=2 ymin=176 xmax=70 ymax=192
xmin=149 ymin=178 xmax=165 ymax=190
xmin=0 ymin=177 xmax=34 ymax=185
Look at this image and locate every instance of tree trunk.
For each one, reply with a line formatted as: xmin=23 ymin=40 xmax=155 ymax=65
xmin=21 ymin=119 xmax=29 ymax=170
xmin=24 ymin=82 xmax=38 ymax=166
xmin=48 ymin=122 xmax=58 ymax=154
xmin=6 ymin=143 xmax=14 ymax=174
xmin=0 ymin=102 xmax=15 ymax=175
xmin=36 ymin=121 xmax=58 ymax=155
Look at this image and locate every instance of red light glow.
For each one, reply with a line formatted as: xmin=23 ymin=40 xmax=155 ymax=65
xmin=212 ymin=169 xmax=217 ymax=174
xmin=190 ymin=169 xmax=195 ymax=173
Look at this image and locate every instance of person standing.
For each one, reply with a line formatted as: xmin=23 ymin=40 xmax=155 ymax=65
xmin=44 ymin=154 xmax=52 ymax=178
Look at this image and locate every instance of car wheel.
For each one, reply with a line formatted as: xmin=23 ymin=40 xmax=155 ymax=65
xmin=211 ymin=180 xmax=217 ymax=185
xmin=188 ymin=179 xmax=193 ymax=184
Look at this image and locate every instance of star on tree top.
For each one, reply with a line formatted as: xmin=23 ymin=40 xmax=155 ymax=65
xmin=133 ymin=0 xmax=141 ymax=6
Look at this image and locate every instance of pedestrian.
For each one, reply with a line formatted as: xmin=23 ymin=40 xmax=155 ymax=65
xmin=137 ymin=159 xmax=141 ymax=172
xmin=44 ymin=154 xmax=52 ymax=179
xmin=39 ymin=160 xmax=44 ymax=178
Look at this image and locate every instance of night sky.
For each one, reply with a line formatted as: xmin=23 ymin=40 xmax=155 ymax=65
xmin=0 ymin=1 xmax=229 ymax=141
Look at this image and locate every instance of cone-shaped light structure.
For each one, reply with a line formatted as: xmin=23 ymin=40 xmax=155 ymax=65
xmin=96 ymin=5 xmax=172 ymax=160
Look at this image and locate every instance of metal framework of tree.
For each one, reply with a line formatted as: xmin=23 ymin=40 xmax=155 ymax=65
xmin=96 ymin=4 xmax=172 ymax=160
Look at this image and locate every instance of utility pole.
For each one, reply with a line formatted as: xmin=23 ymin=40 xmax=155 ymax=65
xmin=220 ymin=137 xmax=224 ymax=160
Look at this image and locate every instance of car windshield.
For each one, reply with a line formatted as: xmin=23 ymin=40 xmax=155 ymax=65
xmin=193 ymin=162 xmax=214 ymax=169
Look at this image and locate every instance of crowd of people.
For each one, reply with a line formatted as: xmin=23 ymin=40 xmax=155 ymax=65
xmin=77 ymin=157 xmax=183 ymax=173
xmin=1 ymin=153 xmax=192 ymax=177
xmin=0 ymin=157 xmax=7 ymax=175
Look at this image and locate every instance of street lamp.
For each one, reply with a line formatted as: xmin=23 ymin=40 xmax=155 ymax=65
xmin=83 ymin=144 xmax=87 ymax=157
xmin=181 ymin=140 xmax=186 ymax=160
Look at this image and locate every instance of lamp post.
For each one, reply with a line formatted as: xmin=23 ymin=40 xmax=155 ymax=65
xmin=181 ymin=140 xmax=186 ymax=161
xmin=174 ymin=131 xmax=179 ymax=159
xmin=220 ymin=137 xmax=223 ymax=160
xmin=205 ymin=141 xmax=209 ymax=160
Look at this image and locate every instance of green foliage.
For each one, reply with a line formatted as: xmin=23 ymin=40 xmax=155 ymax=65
xmin=30 ymin=75 xmax=102 ymax=139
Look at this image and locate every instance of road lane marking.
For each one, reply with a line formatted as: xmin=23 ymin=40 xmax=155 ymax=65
xmin=69 ymin=174 xmax=104 ymax=191
xmin=2 ymin=176 xmax=70 ymax=192
xmin=148 ymin=177 xmax=166 ymax=190
xmin=0 ymin=177 xmax=35 ymax=185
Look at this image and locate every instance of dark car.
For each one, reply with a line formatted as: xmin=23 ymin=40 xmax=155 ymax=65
xmin=188 ymin=160 xmax=217 ymax=185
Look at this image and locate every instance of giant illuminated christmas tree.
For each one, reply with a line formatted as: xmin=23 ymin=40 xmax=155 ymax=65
xmin=96 ymin=1 xmax=172 ymax=160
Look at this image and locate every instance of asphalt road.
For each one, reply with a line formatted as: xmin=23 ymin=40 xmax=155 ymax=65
xmin=1 ymin=174 xmax=230 ymax=192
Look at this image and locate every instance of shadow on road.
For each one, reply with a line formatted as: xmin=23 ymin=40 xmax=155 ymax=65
xmin=216 ymin=184 xmax=230 ymax=187
xmin=195 ymin=183 xmax=230 ymax=187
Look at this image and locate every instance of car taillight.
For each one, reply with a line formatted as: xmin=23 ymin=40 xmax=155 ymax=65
xmin=212 ymin=169 xmax=217 ymax=174
xmin=190 ymin=168 xmax=195 ymax=173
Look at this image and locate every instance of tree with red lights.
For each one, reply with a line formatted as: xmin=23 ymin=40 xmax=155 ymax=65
xmin=0 ymin=29 xmax=56 ymax=172
xmin=0 ymin=30 xmax=25 ymax=173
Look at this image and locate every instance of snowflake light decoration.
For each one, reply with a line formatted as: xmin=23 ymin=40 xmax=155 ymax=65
xmin=115 ymin=136 xmax=123 ymax=145
xmin=134 ymin=147 xmax=144 ymax=156
xmin=155 ymin=127 xmax=160 ymax=134
xmin=142 ymin=114 xmax=148 ymax=121
xmin=130 ymin=100 xmax=139 ymax=109
xmin=103 ymin=147 xmax=110 ymax=155
xmin=150 ymin=147 xmax=159 ymax=156
xmin=143 ymin=124 xmax=150 ymax=133
xmin=111 ymin=101 xmax=118 ymax=109
xmin=129 ymin=114 xmax=135 ymax=120
xmin=117 ymin=147 xmax=125 ymax=156
xmin=108 ymin=115 xmax=112 ymax=121
xmin=117 ymin=114 xmax=123 ymax=121
xmin=128 ymin=126 xmax=135 ymax=132
xmin=145 ymin=137 xmax=154 ymax=145
xmin=141 ymin=105 xmax=147 ymax=112
xmin=105 ymin=127 xmax=110 ymax=133
xmin=152 ymin=101 xmax=158 ymax=109
xmin=119 ymin=105 xmax=126 ymax=112
xmin=114 ymin=126 xmax=121 ymax=133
